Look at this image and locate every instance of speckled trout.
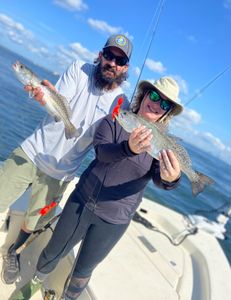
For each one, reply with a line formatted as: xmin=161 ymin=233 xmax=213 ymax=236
xmin=115 ymin=109 xmax=214 ymax=196
xmin=12 ymin=61 xmax=80 ymax=139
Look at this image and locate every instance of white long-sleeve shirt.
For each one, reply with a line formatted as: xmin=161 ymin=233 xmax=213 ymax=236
xmin=21 ymin=60 xmax=127 ymax=181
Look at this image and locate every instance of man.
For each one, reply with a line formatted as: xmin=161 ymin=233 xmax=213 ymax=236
xmin=0 ymin=34 xmax=133 ymax=284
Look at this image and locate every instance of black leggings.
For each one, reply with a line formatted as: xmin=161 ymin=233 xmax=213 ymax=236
xmin=37 ymin=191 xmax=129 ymax=296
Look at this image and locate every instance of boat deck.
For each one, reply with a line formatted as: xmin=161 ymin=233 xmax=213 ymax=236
xmin=0 ymin=179 xmax=231 ymax=300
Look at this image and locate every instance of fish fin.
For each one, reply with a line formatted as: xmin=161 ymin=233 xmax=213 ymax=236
xmin=65 ymin=123 xmax=81 ymax=139
xmin=191 ymin=171 xmax=215 ymax=197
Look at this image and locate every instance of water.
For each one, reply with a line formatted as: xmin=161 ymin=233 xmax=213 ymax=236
xmin=0 ymin=44 xmax=231 ymax=265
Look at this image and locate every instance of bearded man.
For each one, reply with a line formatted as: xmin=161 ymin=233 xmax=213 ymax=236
xmin=0 ymin=34 xmax=133 ymax=284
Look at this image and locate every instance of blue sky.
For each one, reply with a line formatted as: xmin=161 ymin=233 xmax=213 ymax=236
xmin=0 ymin=0 xmax=230 ymax=165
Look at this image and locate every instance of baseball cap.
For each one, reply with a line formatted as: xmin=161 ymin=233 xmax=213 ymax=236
xmin=103 ymin=34 xmax=133 ymax=60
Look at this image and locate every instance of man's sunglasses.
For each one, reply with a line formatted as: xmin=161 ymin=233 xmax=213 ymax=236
xmin=148 ymin=90 xmax=172 ymax=111
xmin=102 ymin=49 xmax=128 ymax=67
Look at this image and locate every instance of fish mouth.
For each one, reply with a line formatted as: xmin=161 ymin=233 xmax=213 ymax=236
xmin=12 ymin=61 xmax=20 ymax=71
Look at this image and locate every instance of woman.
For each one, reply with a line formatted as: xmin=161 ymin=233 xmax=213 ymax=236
xmin=11 ymin=76 xmax=183 ymax=300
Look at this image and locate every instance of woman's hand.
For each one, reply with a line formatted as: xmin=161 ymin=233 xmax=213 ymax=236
xmin=128 ymin=125 xmax=153 ymax=154
xmin=159 ymin=149 xmax=181 ymax=182
xmin=24 ymin=79 xmax=56 ymax=106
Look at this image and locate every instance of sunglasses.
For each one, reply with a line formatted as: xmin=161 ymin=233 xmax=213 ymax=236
xmin=102 ymin=49 xmax=128 ymax=67
xmin=148 ymin=90 xmax=172 ymax=111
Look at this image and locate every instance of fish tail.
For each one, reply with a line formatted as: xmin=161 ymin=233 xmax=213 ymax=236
xmin=65 ymin=122 xmax=81 ymax=139
xmin=191 ymin=171 xmax=215 ymax=197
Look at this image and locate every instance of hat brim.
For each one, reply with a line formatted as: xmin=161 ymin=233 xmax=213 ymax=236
xmin=138 ymin=81 xmax=183 ymax=116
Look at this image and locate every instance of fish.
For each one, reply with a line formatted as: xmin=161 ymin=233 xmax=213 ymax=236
xmin=115 ymin=109 xmax=214 ymax=197
xmin=12 ymin=61 xmax=80 ymax=139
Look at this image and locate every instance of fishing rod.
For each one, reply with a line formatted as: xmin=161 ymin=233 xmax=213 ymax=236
xmin=15 ymin=213 xmax=61 ymax=255
xmin=130 ymin=0 xmax=166 ymax=103
xmin=183 ymin=64 xmax=231 ymax=107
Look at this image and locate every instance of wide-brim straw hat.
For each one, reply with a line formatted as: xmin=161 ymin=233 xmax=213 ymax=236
xmin=138 ymin=77 xmax=184 ymax=116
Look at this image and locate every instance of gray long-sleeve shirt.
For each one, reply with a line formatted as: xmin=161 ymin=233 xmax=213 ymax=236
xmin=74 ymin=114 xmax=180 ymax=224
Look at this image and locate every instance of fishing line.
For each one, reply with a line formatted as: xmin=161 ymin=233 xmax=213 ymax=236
xmin=130 ymin=0 xmax=166 ymax=103
xmin=183 ymin=64 xmax=231 ymax=107
xmin=132 ymin=0 xmax=162 ymax=70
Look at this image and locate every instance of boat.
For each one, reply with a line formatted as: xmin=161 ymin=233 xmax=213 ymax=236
xmin=0 ymin=176 xmax=231 ymax=300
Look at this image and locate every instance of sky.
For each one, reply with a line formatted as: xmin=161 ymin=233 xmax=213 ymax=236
xmin=0 ymin=0 xmax=230 ymax=165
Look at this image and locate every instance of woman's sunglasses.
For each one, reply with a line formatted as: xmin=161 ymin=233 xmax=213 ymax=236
xmin=102 ymin=49 xmax=128 ymax=67
xmin=148 ymin=90 xmax=172 ymax=111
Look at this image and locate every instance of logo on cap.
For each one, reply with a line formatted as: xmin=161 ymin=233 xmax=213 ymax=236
xmin=115 ymin=35 xmax=127 ymax=47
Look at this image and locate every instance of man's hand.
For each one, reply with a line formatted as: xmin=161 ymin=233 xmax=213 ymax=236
xmin=24 ymin=80 xmax=56 ymax=106
xmin=128 ymin=126 xmax=153 ymax=154
xmin=159 ymin=149 xmax=181 ymax=182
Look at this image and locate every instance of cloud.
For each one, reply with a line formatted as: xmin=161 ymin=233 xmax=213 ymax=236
xmin=70 ymin=42 xmax=96 ymax=61
xmin=0 ymin=13 xmax=33 ymax=40
xmin=0 ymin=13 xmax=54 ymax=62
xmin=55 ymin=42 xmax=97 ymax=69
xmin=172 ymin=75 xmax=189 ymax=96
xmin=134 ymin=66 xmax=140 ymax=77
xmin=53 ymin=0 xmax=88 ymax=11
xmin=86 ymin=18 xmax=134 ymax=41
xmin=7 ymin=30 xmax=24 ymax=45
xmin=224 ymin=0 xmax=231 ymax=9
xmin=170 ymin=108 xmax=231 ymax=165
xmin=58 ymin=45 xmax=78 ymax=60
xmin=27 ymin=45 xmax=49 ymax=56
xmin=55 ymin=47 xmax=75 ymax=69
xmin=172 ymin=107 xmax=201 ymax=129
xmin=0 ymin=12 xmax=97 ymax=73
xmin=122 ymin=80 xmax=132 ymax=95
xmin=0 ymin=13 xmax=133 ymax=73
xmin=187 ymin=131 xmax=231 ymax=164
xmin=198 ymin=132 xmax=226 ymax=151
xmin=87 ymin=18 xmax=122 ymax=35
xmin=145 ymin=58 xmax=166 ymax=74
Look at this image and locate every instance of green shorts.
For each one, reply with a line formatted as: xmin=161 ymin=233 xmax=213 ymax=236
xmin=0 ymin=147 xmax=69 ymax=231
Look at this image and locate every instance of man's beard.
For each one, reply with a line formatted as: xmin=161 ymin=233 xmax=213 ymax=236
xmin=94 ymin=63 xmax=128 ymax=90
